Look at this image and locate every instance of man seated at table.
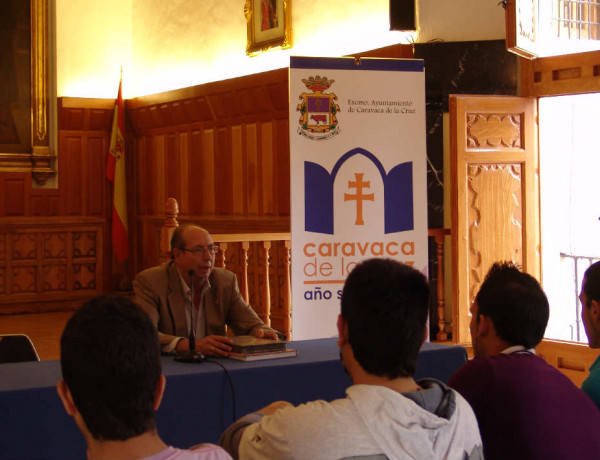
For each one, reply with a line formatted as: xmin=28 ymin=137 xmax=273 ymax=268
xmin=219 ymin=258 xmax=483 ymax=460
xmin=134 ymin=224 xmax=278 ymax=357
xmin=580 ymin=260 xmax=600 ymax=410
xmin=57 ymin=295 xmax=232 ymax=460
xmin=448 ymin=262 xmax=600 ymax=460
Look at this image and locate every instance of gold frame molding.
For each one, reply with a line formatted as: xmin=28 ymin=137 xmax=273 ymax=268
xmin=0 ymin=0 xmax=55 ymax=185
xmin=245 ymin=0 xmax=292 ymax=57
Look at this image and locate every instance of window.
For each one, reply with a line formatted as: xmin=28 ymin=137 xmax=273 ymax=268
xmin=507 ymin=0 xmax=600 ymax=58
xmin=552 ymin=0 xmax=600 ymax=40
xmin=539 ymin=93 xmax=600 ymax=341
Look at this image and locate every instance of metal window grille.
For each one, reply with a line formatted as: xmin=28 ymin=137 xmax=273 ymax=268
xmin=553 ymin=0 xmax=600 ymax=39
xmin=559 ymin=253 xmax=600 ymax=342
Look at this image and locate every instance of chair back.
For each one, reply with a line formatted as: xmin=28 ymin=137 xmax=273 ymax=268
xmin=0 ymin=334 xmax=40 ymax=363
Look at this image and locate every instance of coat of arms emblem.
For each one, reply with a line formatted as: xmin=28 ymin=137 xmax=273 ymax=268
xmin=296 ymin=75 xmax=340 ymax=140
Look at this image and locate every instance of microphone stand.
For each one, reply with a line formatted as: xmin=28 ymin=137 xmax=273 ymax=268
xmin=175 ymin=269 xmax=205 ymax=363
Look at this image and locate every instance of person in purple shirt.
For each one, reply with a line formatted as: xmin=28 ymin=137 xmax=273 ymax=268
xmin=57 ymin=295 xmax=231 ymax=460
xmin=580 ymin=260 xmax=600 ymax=410
xmin=448 ymin=262 xmax=600 ymax=460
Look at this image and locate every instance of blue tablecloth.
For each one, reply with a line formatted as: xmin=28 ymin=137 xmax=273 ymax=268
xmin=0 ymin=338 xmax=466 ymax=460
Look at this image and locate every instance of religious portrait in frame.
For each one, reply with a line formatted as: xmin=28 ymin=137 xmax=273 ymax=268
xmin=245 ymin=0 xmax=292 ymax=56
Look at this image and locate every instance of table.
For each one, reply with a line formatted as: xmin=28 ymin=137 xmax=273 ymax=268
xmin=0 ymin=338 xmax=466 ymax=460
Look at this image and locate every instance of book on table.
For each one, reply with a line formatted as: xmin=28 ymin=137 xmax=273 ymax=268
xmin=230 ymin=335 xmax=287 ymax=354
xmin=228 ymin=335 xmax=297 ymax=361
xmin=228 ymin=348 xmax=298 ymax=362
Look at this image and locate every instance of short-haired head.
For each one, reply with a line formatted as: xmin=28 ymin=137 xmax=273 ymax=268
xmin=341 ymin=258 xmax=429 ymax=379
xmin=475 ymin=262 xmax=549 ymax=349
xmin=583 ymin=261 xmax=600 ymax=306
xmin=60 ymin=295 xmax=161 ymax=441
xmin=170 ymin=224 xmax=208 ymax=259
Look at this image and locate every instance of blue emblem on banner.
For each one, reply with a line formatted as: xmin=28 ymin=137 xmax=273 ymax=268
xmin=304 ymin=147 xmax=413 ymax=235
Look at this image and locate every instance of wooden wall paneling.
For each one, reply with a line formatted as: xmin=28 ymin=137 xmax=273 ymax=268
xmin=86 ymin=135 xmax=107 ymax=217
xmin=89 ymin=109 xmax=112 ymax=131
xmin=520 ymin=50 xmax=600 ymax=97
xmin=189 ymin=130 xmax=204 ymax=215
xmin=137 ymin=220 xmax=155 ymax=274
xmin=0 ymin=221 xmax=103 ymax=313
xmin=165 ymin=131 xmax=180 ymax=203
xmin=128 ymin=68 xmax=291 ymax=273
xmin=3 ymin=174 xmax=30 ymax=216
xmin=261 ymin=122 xmax=274 ymax=216
xmin=231 ymin=125 xmax=245 ymax=215
xmin=11 ymin=231 xmax=38 ymax=297
xmin=136 ymin=135 xmax=150 ymax=216
xmin=72 ymin=227 xmax=101 ymax=292
xmin=179 ymin=131 xmax=190 ymax=215
xmin=31 ymin=188 xmax=60 ymax=216
xmin=154 ymin=134 xmax=166 ymax=216
xmin=60 ymin=134 xmax=83 ymax=216
xmin=59 ymin=107 xmax=85 ymax=130
xmin=275 ymin=118 xmax=290 ymax=216
xmin=246 ymin=124 xmax=259 ymax=216
xmin=537 ymin=339 xmax=600 ymax=387
xmin=43 ymin=230 xmax=68 ymax=293
xmin=201 ymin=129 xmax=216 ymax=215
xmin=0 ymin=233 xmax=5 ymax=295
xmin=215 ymin=126 xmax=233 ymax=215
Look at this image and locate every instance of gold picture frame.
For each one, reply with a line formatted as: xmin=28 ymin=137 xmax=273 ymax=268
xmin=0 ymin=0 xmax=54 ymax=185
xmin=245 ymin=0 xmax=292 ymax=56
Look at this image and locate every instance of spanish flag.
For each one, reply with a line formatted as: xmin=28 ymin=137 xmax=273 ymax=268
xmin=106 ymin=74 xmax=129 ymax=262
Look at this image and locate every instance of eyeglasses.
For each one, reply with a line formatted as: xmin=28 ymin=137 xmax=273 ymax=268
xmin=179 ymin=244 xmax=218 ymax=255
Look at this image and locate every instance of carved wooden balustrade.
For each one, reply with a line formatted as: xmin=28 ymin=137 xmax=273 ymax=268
xmin=160 ymin=198 xmax=451 ymax=341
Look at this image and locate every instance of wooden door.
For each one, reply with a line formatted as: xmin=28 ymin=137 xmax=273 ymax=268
xmin=449 ymin=95 xmax=540 ymax=344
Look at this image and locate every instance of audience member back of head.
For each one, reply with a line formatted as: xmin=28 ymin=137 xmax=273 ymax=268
xmin=57 ymin=295 xmax=231 ymax=460
xmin=219 ymin=258 xmax=483 ymax=460
xmin=448 ymin=261 xmax=600 ymax=460
xmin=580 ymin=260 xmax=600 ymax=409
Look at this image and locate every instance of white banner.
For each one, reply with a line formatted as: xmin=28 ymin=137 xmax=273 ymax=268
xmin=290 ymin=56 xmax=427 ymax=339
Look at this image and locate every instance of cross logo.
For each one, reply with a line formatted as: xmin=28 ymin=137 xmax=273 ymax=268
xmin=304 ymin=147 xmax=414 ymax=235
xmin=344 ymin=173 xmax=374 ymax=225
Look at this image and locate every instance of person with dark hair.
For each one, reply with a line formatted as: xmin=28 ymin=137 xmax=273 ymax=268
xmin=219 ymin=258 xmax=483 ymax=460
xmin=449 ymin=261 xmax=600 ymax=460
xmin=133 ymin=225 xmax=277 ymax=356
xmin=56 ymin=295 xmax=231 ymax=460
xmin=580 ymin=260 xmax=600 ymax=409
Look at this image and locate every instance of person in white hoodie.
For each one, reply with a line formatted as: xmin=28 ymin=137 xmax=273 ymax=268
xmin=219 ymin=258 xmax=483 ymax=460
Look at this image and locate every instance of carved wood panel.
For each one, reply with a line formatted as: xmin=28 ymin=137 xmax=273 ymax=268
xmin=467 ymin=164 xmax=524 ymax=303
xmin=467 ymin=113 xmax=522 ymax=148
xmin=0 ymin=223 xmax=103 ymax=313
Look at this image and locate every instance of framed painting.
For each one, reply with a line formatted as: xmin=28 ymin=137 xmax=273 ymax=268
xmin=245 ymin=0 xmax=292 ymax=56
xmin=0 ymin=0 xmax=54 ymax=185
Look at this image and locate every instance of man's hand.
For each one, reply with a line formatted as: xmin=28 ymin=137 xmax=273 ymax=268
xmin=198 ymin=335 xmax=233 ymax=357
xmin=175 ymin=335 xmax=232 ymax=357
xmin=250 ymin=327 xmax=279 ymax=340
xmin=257 ymin=400 xmax=293 ymax=415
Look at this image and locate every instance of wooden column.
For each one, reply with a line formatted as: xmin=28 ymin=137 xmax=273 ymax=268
xmin=260 ymin=241 xmax=271 ymax=326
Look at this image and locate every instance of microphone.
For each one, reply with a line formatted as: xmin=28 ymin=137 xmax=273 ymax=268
xmin=175 ymin=269 xmax=205 ymax=363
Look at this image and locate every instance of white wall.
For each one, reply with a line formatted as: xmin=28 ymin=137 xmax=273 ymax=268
xmin=417 ymin=0 xmax=506 ymax=43
xmin=56 ymin=0 xmax=506 ymax=98
xmin=56 ymin=0 xmax=132 ymax=97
